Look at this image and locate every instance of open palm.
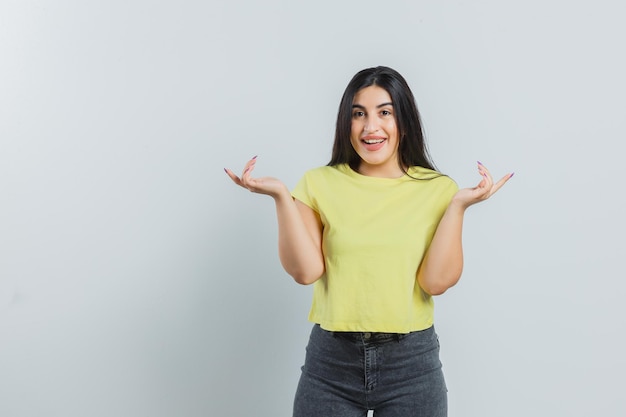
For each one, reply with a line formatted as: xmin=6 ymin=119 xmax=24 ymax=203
xmin=224 ymin=156 xmax=288 ymax=198
xmin=453 ymin=162 xmax=513 ymax=209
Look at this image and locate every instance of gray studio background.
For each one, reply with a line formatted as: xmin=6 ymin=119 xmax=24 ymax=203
xmin=1 ymin=1 xmax=624 ymax=416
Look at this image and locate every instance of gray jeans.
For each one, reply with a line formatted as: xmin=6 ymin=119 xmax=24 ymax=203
xmin=293 ymin=324 xmax=447 ymax=417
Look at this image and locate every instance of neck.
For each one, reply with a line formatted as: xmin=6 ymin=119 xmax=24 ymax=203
xmin=357 ymin=163 xmax=406 ymax=178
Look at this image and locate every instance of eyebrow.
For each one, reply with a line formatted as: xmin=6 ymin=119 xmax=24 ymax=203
xmin=352 ymin=102 xmax=393 ymax=109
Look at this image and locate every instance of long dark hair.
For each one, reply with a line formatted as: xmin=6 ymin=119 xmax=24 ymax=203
xmin=328 ymin=66 xmax=438 ymax=174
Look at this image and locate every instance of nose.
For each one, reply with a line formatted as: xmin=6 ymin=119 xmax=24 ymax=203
xmin=364 ymin=117 xmax=380 ymax=133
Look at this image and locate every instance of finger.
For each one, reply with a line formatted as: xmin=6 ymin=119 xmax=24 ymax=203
xmin=477 ymin=161 xmax=493 ymax=180
xmin=478 ymin=162 xmax=503 ymax=197
xmin=241 ymin=158 xmax=256 ymax=177
xmin=224 ymin=167 xmax=240 ymax=182
xmin=482 ymin=170 xmax=493 ymax=188
xmin=477 ymin=161 xmax=489 ymax=175
xmin=473 ymin=180 xmax=491 ymax=199
xmin=490 ymin=173 xmax=514 ymax=195
xmin=224 ymin=168 xmax=245 ymax=187
xmin=240 ymin=156 xmax=258 ymax=185
xmin=475 ymin=175 xmax=488 ymax=191
xmin=477 ymin=171 xmax=493 ymax=193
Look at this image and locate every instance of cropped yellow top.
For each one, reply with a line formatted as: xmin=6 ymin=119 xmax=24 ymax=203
xmin=291 ymin=163 xmax=458 ymax=333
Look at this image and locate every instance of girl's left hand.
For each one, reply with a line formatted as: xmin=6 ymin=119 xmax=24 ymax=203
xmin=452 ymin=162 xmax=513 ymax=209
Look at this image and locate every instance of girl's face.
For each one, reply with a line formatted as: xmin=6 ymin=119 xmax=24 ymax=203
xmin=350 ymin=85 xmax=402 ymax=178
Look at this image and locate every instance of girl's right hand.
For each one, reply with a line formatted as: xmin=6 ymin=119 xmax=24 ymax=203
xmin=224 ymin=156 xmax=289 ymax=199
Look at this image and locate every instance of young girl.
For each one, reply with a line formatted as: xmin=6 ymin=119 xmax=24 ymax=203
xmin=225 ymin=66 xmax=512 ymax=417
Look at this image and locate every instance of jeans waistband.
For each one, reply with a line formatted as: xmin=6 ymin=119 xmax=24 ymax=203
xmin=332 ymin=331 xmax=406 ymax=343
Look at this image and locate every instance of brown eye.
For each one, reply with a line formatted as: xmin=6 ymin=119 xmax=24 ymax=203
xmin=381 ymin=110 xmax=391 ymax=116
xmin=353 ymin=111 xmax=365 ymax=118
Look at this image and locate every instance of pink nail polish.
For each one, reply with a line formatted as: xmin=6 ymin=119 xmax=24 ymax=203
xmin=252 ymin=155 xmax=258 ymax=160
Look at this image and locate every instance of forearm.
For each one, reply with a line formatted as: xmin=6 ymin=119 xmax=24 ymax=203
xmin=418 ymin=200 xmax=466 ymax=295
xmin=274 ymin=189 xmax=325 ymax=285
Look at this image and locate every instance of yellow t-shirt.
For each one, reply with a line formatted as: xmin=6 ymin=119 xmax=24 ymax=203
xmin=291 ymin=163 xmax=458 ymax=333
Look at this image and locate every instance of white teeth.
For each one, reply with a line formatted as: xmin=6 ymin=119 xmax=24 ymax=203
xmin=364 ymin=139 xmax=385 ymax=144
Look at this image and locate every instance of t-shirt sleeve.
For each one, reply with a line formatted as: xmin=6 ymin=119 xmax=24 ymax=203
xmin=434 ymin=176 xmax=459 ymax=216
xmin=291 ymin=171 xmax=319 ymax=212
xmin=443 ymin=176 xmax=459 ymax=199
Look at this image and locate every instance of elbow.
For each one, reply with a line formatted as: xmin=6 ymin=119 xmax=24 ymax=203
xmin=286 ymin=263 xmax=324 ymax=285
xmin=424 ymin=283 xmax=452 ymax=296
xmin=293 ymin=276 xmax=317 ymax=285
xmin=281 ymin=256 xmax=325 ymax=285
xmin=291 ymin=270 xmax=323 ymax=285
xmin=420 ymin=270 xmax=462 ymax=296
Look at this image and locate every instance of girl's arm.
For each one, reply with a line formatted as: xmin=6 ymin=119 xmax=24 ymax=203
xmin=417 ymin=200 xmax=466 ymax=295
xmin=418 ymin=162 xmax=513 ymax=295
xmin=225 ymin=157 xmax=325 ymax=285
xmin=275 ymin=195 xmax=325 ymax=284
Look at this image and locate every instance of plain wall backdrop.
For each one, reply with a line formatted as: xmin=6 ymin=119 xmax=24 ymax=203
xmin=1 ymin=1 xmax=625 ymax=416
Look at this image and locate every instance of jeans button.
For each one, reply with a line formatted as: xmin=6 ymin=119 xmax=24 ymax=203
xmin=363 ymin=332 xmax=371 ymax=339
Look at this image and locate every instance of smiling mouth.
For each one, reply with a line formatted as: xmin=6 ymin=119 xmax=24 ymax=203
xmin=360 ymin=137 xmax=387 ymax=151
xmin=362 ymin=138 xmax=386 ymax=144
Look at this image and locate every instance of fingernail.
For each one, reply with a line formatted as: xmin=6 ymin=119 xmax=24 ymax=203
xmin=252 ymin=155 xmax=258 ymax=160
xmin=224 ymin=168 xmax=228 ymax=173
xmin=509 ymin=172 xmax=515 ymax=178
xmin=477 ymin=161 xmax=483 ymax=165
